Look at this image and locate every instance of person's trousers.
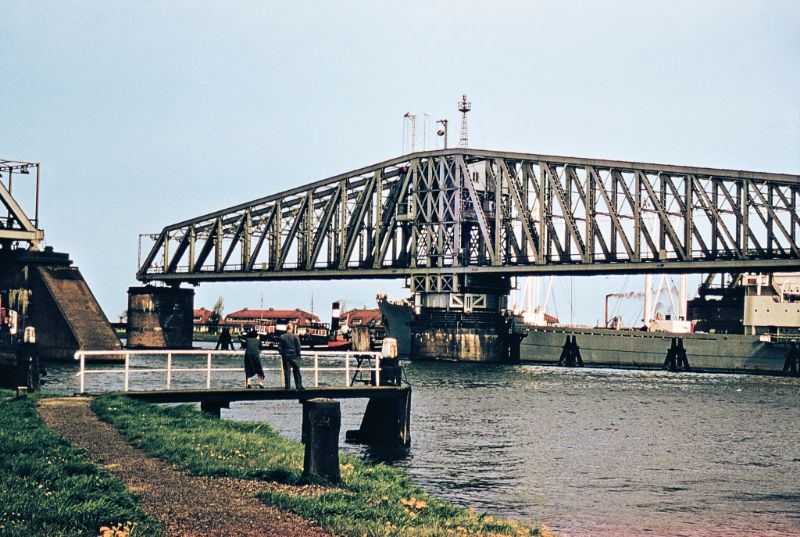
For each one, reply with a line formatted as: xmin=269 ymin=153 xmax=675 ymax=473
xmin=281 ymin=356 xmax=304 ymax=389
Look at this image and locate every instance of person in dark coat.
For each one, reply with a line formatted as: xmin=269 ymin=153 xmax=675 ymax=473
xmin=278 ymin=323 xmax=304 ymax=390
xmin=16 ymin=326 xmax=41 ymax=392
xmin=215 ymin=327 xmax=233 ymax=350
xmin=239 ymin=327 xmax=265 ymax=388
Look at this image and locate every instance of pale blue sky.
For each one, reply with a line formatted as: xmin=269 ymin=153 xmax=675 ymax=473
xmin=1 ymin=1 xmax=798 ymax=325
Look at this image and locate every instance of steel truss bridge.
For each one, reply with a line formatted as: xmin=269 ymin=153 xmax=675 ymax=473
xmin=138 ymin=149 xmax=800 ymax=285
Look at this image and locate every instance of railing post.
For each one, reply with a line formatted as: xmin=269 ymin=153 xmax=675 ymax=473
xmin=345 ymin=351 xmax=351 ymax=386
xmin=124 ymin=353 xmax=130 ymax=391
xmin=206 ymin=352 xmax=212 ymax=389
xmin=166 ymin=352 xmax=172 ymax=389
xmin=375 ymin=353 xmax=381 ymax=387
xmin=314 ymin=353 xmax=319 ymax=387
xmin=79 ymin=353 xmax=85 ymax=393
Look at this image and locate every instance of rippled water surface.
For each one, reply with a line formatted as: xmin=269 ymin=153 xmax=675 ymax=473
xmin=44 ymin=356 xmax=800 ymax=536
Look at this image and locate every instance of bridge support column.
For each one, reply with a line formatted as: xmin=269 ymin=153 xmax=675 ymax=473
xmin=408 ymin=274 xmax=524 ymax=362
xmin=127 ymin=285 xmax=194 ymax=349
xmin=346 ymin=387 xmax=411 ymax=447
xmin=200 ymin=400 xmax=229 ymax=418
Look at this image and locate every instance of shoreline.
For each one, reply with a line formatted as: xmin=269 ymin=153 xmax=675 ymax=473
xmin=0 ymin=389 xmax=552 ymax=536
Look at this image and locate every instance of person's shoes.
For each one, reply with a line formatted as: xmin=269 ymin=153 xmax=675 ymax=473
xmin=246 ymin=384 xmax=251 ymax=389
xmin=257 ymin=384 xmax=264 ymax=389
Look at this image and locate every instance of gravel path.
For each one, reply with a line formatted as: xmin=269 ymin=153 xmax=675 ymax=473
xmin=38 ymin=397 xmax=335 ymax=537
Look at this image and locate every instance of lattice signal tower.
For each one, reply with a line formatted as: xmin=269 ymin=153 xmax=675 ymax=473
xmin=457 ymin=94 xmax=471 ymax=148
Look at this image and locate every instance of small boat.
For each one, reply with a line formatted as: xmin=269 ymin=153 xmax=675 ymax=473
xmin=326 ymin=338 xmax=351 ymax=351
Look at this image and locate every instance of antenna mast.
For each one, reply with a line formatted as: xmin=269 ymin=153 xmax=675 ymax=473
xmin=457 ymin=94 xmax=471 ymax=148
xmin=404 ymin=112 xmax=417 ymax=152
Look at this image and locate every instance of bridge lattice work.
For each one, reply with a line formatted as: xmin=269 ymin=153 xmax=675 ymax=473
xmin=138 ymin=149 xmax=800 ymax=283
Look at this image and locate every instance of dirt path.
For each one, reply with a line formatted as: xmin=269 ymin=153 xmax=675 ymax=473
xmin=38 ymin=397 xmax=335 ymax=537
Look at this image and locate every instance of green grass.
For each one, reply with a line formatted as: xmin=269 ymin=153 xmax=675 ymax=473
xmin=0 ymin=391 xmax=163 ymax=537
xmin=92 ymin=395 xmax=551 ymax=537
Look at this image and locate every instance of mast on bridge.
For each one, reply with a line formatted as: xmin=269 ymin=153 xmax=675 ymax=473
xmin=457 ymin=94 xmax=471 ymax=148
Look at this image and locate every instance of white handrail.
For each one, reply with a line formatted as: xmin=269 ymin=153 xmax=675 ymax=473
xmin=206 ymin=352 xmax=212 ymax=389
xmin=166 ymin=352 xmax=172 ymax=389
xmin=123 ymin=353 xmax=130 ymax=391
xmin=73 ymin=349 xmax=384 ymax=394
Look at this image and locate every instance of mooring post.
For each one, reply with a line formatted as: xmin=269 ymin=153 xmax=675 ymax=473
xmin=676 ymin=338 xmax=690 ymax=371
xmin=663 ymin=338 xmax=677 ymax=372
xmin=572 ymin=335 xmax=584 ymax=367
xmin=784 ymin=341 xmax=799 ymax=376
xmin=558 ymin=335 xmax=583 ymax=367
xmin=302 ymin=398 xmax=341 ymax=483
xmin=558 ymin=336 xmax=571 ymax=366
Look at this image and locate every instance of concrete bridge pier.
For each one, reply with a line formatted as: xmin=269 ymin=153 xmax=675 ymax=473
xmin=0 ymin=247 xmax=121 ymax=387
xmin=126 ymin=285 xmax=194 ymax=349
xmin=200 ymin=400 xmax=229 ymax=418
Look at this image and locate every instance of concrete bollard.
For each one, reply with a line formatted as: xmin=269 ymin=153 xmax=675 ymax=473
xmin=302 ymin=398 xmax=341 ymax=483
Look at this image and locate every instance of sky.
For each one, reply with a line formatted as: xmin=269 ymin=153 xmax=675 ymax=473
xmin=1 ymin=0 xmax=798 ymax=326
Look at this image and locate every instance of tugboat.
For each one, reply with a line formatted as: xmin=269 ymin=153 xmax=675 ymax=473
xmin=296 ymin=320 xmax=331 ymax=349
xmin=224 ymin=307 xmax=329 ymax=349
xmin=326 ymin=301 xmax=351 ymax=350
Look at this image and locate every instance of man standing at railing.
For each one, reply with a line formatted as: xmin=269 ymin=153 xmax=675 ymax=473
xmin=279 ymin=323 xmax=304 ymax=390
xmin=240 ymin=326 xmax=265 ymax=389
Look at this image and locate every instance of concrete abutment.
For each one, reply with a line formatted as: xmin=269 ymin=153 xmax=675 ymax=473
xmin=126 ymin=286 xmax=194 ymax=349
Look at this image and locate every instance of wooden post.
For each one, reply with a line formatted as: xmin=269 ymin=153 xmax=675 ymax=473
xmin=302 ymin=398 xmax=341 ymax=483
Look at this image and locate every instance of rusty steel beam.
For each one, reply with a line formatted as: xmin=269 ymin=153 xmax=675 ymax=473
xmin=0 ymin=159 xmax=44 ymax=246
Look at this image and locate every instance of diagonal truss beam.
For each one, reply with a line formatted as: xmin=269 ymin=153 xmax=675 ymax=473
xmin=136 ymin=149 xmax=800 ymax=283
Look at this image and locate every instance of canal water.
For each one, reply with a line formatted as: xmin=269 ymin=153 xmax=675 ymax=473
xmin=43 ymin=357 xmax=800 ymax=536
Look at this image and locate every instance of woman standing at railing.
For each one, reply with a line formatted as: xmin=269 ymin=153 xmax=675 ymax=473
xmin=239 ymin=327 xmax=265 ymax=388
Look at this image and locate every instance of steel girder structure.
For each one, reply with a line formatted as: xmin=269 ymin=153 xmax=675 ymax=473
xmin=0 ymin=159 xmax=43 ymax=246
xmin=137 ymin=149 xmax=800 ymax=284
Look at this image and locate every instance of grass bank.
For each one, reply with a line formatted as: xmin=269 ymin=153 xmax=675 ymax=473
xmin=92 ymin=395 xmax=552 ymax=537
xmin=0 ymin=391 xmax=162 ymax=537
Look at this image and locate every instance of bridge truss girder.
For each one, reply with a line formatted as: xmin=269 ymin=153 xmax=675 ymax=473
xmin=0 ymin=159 xmax=43 ymax=247
xmin=137 ymin=149 xmax=800 ymax=283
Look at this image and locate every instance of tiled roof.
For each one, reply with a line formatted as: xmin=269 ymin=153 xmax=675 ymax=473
xmin=341 ymin=308 xmax=382 ymax=326
xmin=225 ymin=308 xmax=320 ymax=325
xmin=193 ymin=308 xmax=214 ymax=324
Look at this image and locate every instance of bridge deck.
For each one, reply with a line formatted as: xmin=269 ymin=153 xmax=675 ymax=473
xmin=115 ymin=385 xmax=409 ymax=404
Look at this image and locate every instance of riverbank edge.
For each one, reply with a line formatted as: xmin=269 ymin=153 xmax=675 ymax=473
xmin=91 ymin=394 xmax=552 ymax=537
xmin=0 ymin=390 xmax=163 ymax=537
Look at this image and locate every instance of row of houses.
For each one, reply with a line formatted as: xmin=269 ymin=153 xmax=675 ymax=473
xmin=193 ymin=306 xmax=382 ymax=334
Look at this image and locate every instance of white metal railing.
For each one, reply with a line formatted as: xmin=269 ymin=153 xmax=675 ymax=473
xmin=73 ymin=349 xmax=382 ymax=394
